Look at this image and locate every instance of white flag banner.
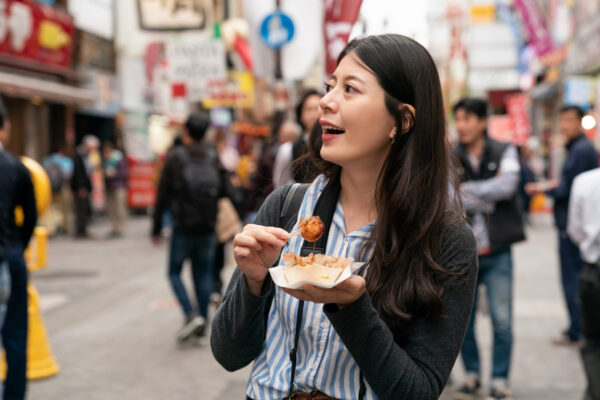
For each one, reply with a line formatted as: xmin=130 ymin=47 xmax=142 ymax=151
xmin=281 ymin=0 xmax=323 ymax=81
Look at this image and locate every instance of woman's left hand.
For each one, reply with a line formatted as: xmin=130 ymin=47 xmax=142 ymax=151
xmin=282 ymin=275 xmax=366 ymax=309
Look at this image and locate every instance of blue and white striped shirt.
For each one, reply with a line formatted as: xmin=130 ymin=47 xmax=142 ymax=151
xmin=247 ymin=175 xmax=377 ymax=400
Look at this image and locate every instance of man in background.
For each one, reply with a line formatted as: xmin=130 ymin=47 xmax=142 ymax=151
xmin=102 ymin=142 xmax=127 ymax=238
xmin=452 ymin=97 xmax=524 ymax=400
xmin=152 ymin=111 xmax=229 ymax=343
xmin=526 ymin=105 xmax=598 ymax=345
xmin=0 ymin=103 xmax=37 ymax=400
xmin=71 ymin=136 xmax=97 ymax=239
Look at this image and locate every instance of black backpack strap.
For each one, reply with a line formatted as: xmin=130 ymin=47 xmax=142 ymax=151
xmin=280 ymin=183 xmax=309 ymax=231
xmin=287 ymin=299 xmax=305 ymax=397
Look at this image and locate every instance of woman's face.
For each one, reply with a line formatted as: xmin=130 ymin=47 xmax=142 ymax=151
xmin=319 ymin=54 xmax=396 ymax=169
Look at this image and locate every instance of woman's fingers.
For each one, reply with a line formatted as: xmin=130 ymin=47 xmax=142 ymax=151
xmin=233 ymin=233 xmax=263 ymax=252
xmin=236 ymin=226 xmax=289 ymax=249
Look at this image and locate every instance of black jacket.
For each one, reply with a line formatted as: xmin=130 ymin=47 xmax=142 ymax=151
xmin=0 ymin=151 xmax=37 ymax=261
xmin=71 ymin=152 xmax=92 ymax=193
xmin=455 ymin=138 xmax=526 ymax=253
xmin=546 ymin=134 xmax=598 ymax=231
xmin=152 ymin=141 xmax=230 ymax=237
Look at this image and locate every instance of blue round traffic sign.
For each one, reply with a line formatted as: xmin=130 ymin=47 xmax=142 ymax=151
xmin=260 ymin=11 xmax=295 ymax=49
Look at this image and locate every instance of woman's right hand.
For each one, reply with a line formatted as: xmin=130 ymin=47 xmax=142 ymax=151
xmin=233 ymin=224 xmax=290 ymax=296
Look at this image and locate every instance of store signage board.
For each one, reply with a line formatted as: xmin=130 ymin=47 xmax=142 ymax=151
xmin=166 ymin=39 xmax=226 ymax=102
xmin=137 ymin=0 xmax=209 ymax=31
xmin=0 ymin=0 xmax=74 ymax=70
xmin=202 ymin=71 xmax=254 ymax=109
xmin=260 ymin=11 xmax=295 ymax=49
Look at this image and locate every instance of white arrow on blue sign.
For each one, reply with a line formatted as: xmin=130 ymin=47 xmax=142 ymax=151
xmin=260 ymin=11 xmax=295 ymax=49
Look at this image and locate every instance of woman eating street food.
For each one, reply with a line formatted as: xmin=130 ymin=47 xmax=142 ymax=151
xmin=211 ymin=34 xmax=478 ymax=400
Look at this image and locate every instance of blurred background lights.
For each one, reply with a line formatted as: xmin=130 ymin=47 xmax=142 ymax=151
xmin=582 ymin=115 xmax=596 ymax=130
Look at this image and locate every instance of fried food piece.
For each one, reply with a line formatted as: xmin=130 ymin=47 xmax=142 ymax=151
xmin=299 ymin=216 xmax=325 ymax=242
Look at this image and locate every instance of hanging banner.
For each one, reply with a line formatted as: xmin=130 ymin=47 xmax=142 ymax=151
xmin=514 ymin=0 xmax=554 ymax=57
xmin=0 ymin=0 xmax=74 ymax=70
xmin=506 ymin=93 xmax=531 ymax=146
xmin=323 ymin=0 xmax=362 ymax=75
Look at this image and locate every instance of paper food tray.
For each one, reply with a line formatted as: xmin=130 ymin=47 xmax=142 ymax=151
xmin=269 ymin=262 xmax=365 ymax=289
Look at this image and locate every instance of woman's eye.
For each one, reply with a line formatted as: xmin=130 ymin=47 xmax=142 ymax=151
xmin=323 ymin=83 xmax=333 ymax=93
xmin=344 ymin=85 xmax=357 ymax=94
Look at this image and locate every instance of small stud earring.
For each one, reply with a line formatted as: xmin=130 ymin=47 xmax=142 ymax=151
xmin=391 ymin=128 xmax=398 ymax=144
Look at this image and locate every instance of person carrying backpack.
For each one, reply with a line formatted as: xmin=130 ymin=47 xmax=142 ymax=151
xmin=152 ymin=111 xmax=230 ymax=342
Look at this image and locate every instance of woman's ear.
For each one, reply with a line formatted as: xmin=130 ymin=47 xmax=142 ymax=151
xmin=398 ymin=104 xmax=416 ymax=134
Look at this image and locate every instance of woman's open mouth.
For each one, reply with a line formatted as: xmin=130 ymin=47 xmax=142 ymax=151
xmin=320 ymin=121 xmax=345 ymax=141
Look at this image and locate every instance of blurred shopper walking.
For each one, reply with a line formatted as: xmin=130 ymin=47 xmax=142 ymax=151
xmin=452 ymin=98 xmax=525 ymax=400
xmin=71 ymin=136 xmax=97 ymax=239
xmin=102 ymin=142 xmax=128 ymax=238
xmin=42 ymin=145 xmax=74 ymax=235
xmin=272 ymin=119 xmax=301 ymax=188
xmin=152 ymin=111 xmax=229 ymax=342
xmin=568 ymin=167 xmax=600 ymax=400
xmin=526 ymin=105 xmax=598 ymax=345
xmin=0 ymin=105 xmax=37 ymax=400
xmin=517 ymin=146 xmax=536 ymax=223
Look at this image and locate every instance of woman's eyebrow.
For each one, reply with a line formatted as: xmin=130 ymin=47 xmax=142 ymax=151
xmin=328 ymin=74 xmax=366 ymax=85
xmin=344 ymin=75 xmax=366 ymax=85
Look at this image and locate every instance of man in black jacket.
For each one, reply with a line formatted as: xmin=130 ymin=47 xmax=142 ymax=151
xmin=152 ymin=111 xmax=229 ymax=343
xmin=71 ymin=135 xmax=97 ymax=239
xmin=526 ymin=105 xmax=598 ymax=345
xmin=0 ymin=105 xmax=37 ymax=400
xmin=452 ymin=98 xmax=525 ymax=400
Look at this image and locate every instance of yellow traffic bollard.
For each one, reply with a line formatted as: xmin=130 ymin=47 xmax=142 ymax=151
xmin=2 ymin=156 xmax=59 ymax=380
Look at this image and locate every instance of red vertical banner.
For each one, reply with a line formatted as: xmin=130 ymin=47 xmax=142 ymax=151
xmin=506 ymin=94 xmax=531 ymax=146
xmin=323 ymin=0 xmax=363 ymax=75
xmin=127 ymin=157 xmax=157 ymax=209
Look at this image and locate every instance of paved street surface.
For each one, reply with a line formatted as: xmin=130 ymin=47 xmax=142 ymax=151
xmin=28 ymin=214 xmax=585 ymax=400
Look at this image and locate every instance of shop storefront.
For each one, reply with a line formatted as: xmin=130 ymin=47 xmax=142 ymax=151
xmin=0 ymin=0 xmax=94 ymax=159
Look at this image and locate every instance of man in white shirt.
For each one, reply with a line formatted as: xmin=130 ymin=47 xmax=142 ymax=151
xmin=568 ymin=167 xmax=600 ymax=400
xmin=272 ymin=120 xmax=301 ymax=188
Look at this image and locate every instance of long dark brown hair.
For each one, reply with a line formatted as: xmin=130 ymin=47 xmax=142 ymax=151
xmin=312 ymin=34 xmax=464 ymax=330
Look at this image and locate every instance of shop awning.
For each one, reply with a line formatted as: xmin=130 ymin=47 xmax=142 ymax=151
xmin=0 ymin=71 xmax=95 ymax=105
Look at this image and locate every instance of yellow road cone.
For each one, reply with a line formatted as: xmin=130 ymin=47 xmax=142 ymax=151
xmin=1 ymin=284 xmax=60 ymax=380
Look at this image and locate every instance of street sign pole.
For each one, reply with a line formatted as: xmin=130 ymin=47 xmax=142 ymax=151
xmin=275 ymin=0 xmax=282 ymax=79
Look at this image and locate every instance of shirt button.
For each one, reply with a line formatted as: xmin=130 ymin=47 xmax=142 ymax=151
xmin=320 ymin=320 xmax=328 ymax=329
